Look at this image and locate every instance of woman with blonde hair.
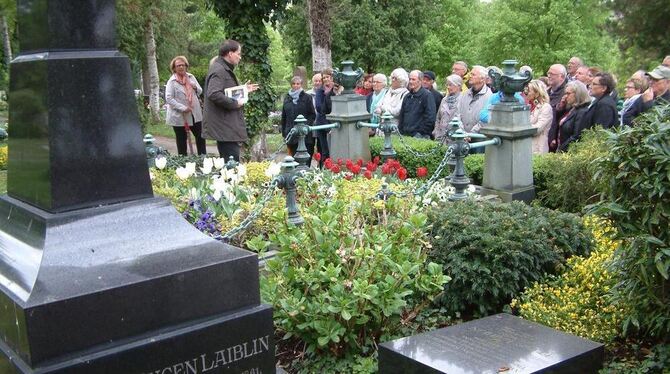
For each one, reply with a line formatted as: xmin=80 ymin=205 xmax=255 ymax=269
xmin=165 ymin=55 xmax=206 ymax=155
xmin=526 ymin=80 xmax=553 ymax=154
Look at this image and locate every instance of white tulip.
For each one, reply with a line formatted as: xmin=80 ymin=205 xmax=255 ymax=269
xmin=201 ymin=164 xmax=213 ymax=175
xmin=265 ymin=162 xmax=281 ymax=178
xmin=185 ymin=162 xmax=197 ymax=175
xmin=154 ymin=157 xmax=167 ymax=170
xmin=203 ymin=157 xmax=214 ymax=171
xmin=213 ymin=157 xmax=226 ymax=170
xmin=175 ymin=167 xmax=191 ymax=180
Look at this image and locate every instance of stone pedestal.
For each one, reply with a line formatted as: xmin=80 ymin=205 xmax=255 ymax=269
xmin=0 ymin=1 xmax=275 ymax=372
xmin=479 ymin=103 xmax=536 ymax=202
xmin=327 ymin=94 xmax=371 ymax=162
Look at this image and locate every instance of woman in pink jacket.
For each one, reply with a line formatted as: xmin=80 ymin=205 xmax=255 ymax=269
xmin=526 ymin=80 xmax=553 ymax=154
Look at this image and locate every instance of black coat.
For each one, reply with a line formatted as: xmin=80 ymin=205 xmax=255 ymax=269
xmin=280 ymin=91 xmax=316 ymax=145
xmin=398 ymin=87 xmax=436 ymax=138
xmin=428 ymin=87 xmax=444 ymax=114
xmin=558 ymin=102 xmax=589 ymax=152
xmin=579 ymin=94 xmax=619 ymax=130
xmin=547 ymin=79 xmax=568 ymax=151
xmin=623 ymin=90 xmax=670 ymax=126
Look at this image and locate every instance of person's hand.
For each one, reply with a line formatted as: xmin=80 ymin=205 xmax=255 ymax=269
xmin=182 ymin=107 xmax=192 ymax=113
xmin=550 ymin=139 xmax=557 ymax=147
xmin=246 ymin=81 xmax=260 ymax=93
xmin=236 ymin=99 xmax=244 ymax=108
xmin=641 ymin=87 xmax=654 ymax=103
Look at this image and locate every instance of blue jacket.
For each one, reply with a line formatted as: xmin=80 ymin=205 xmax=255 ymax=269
xmin=479 ymin=91 xmax=525 ymax=124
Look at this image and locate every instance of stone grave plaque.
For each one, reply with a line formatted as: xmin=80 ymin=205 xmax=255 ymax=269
xmin=378 ymin=313 xmax=604 ymax=374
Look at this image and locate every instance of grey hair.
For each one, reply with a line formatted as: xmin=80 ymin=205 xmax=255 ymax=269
xmin=446 ymin=74 xmax=463 ymax=87
xmin=291 ymin=76 xmax=303 ymax=84
xmin=567 ymin=81 xmax=591 ymax=106
xmin=471 ymin=65 xmax=488 ymax=76
xmin=454 ymin=61 xmax=468 ymax=70
xmin=390 ymin=68 xmax=409 ymax=87
xmin=410 ymin=70 xmax=424 ymax=81
xmin=373 ymin=73 xmax=387 ymax=88
xmin=551 ymin=64 xmax=568 ymax=77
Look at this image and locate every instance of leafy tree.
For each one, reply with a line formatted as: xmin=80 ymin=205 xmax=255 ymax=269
xmin=470 ymin=0 xmax=618 ymax=75
xmin=279 ymin=0 xmax=440 ymax=74
xmin=607 ymin=0 xmax=670 ymax=60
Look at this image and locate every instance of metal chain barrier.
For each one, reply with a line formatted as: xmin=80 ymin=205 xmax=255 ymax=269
xmin=413 ymin=146 xmax=454 ymax=196
xmin=215 ymin=178 xmax=280 ymax=243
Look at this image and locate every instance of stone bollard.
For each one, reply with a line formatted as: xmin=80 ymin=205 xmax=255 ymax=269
xmin=448 ymin=129 xmax=471 ymax=201
xmin=276 ymin=156 xmax=304 ymax=226
xmin=379 ymin=111 xmax=397 ymax=162
xmin=292 ymin=114 xmax=311 ymax=171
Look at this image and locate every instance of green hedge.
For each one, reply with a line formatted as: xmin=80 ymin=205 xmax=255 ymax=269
xmin=369 ymin=135 xmax=448 ymax=178
xmin=427 ymin=200 xmax=594 ymax=317
xmin=381 ymin=130 xmax=608 ymax=213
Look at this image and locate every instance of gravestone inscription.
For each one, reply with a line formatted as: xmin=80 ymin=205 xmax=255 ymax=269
xmin=378 ymin=313 xmax=604 ymax=374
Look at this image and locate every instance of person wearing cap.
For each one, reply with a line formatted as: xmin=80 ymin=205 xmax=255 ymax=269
xmin=398 ymin=70 xmax=436 ymax=139
xmin=622 ymin=65 xmax=670 ymax=126
xmin=433 ymin=74 xmax=463 ymax=140
xmin=662 ymin=56 xmax=670 ymax=68
xmin=422 ymin=70 xmax=443 ymax=114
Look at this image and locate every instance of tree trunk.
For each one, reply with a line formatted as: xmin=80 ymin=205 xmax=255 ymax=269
xmin=0 ymin=15 xmax=11 ymax=67
xmin=143 ymin=15 xmax=161 ymax=122
xmin=307 ymin=0 xmax=332 ymax=73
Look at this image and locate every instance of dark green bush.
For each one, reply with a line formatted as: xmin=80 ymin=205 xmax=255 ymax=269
xmin=464 ymin=154 xmax=484 ymax=185
xmin=370 ymin=135 xmax=448 ymax=178
xmin=589 ymin=105 xmax=670 ymax=338
xmin=427 ymin=200 xmax=594 ymax=317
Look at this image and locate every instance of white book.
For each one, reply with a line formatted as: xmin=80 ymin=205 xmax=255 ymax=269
xmin=224 ymin=85 xmax=248 ymax=105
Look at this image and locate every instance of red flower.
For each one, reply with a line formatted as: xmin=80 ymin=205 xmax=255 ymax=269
xmin=337 ymin=158 xmax=344 ymax=166
xmin=356 ymin=159 xmax=364 ymax=167
xmin=363 ymin=170 xmax=372 ymax=179
xmin=351 ymin=164 xmax=361 ymax=175
xmin=381 ymin=165 xmax=392 ymax=175
xmin=314 ymin=152 xmax=321 ymax=162
xmin=397 ymin=167 xmax=407 ymax=180
xmin=366 ymin=162 xmax=377 ymax=172
xmin=417 ymin=167 xmax=428 ymax=178
xmin=331 ymin=164 xmax=341 ymax=173
xmin=324 ymin=158 xmax=333 ymax=169
xmin=373 ymin=156 xmax=380 ymax=165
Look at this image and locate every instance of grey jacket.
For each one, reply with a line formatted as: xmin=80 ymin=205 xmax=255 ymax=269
xmin=165 ymin=73 xmax=203 ymax=127
xmin=456 ymin=85 xmax=493 ymax=133
xmin=203 ymin=57 xmax=247 ymax=142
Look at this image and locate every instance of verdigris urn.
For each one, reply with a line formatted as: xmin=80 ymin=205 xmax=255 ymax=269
xmin=333 ymin=60 xmax=364 ymax=94
xmin=489 ymin=60 xmax=532 ymax=103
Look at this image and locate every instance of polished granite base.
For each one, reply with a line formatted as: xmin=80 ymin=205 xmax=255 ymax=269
xmin=0 ymin=196 xmax=273 ymax=371
xmin=379 ymin=313 xmax=604 ymax=374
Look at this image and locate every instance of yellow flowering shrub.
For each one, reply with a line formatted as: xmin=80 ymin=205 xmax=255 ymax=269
xmin=0 ymin=146 xmax=7 ymax=170
xmin=511 ymin=216 xmax=628 ymax=344
xmin=244 ymin=161 xmax=272 ymax=186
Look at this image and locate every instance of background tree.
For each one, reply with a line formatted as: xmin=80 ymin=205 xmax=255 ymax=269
xmin=208 ymin=0 xmax=290 ymax=150
xmin=607 ymin=0 xmax=670 ymax=62
xmin=0 ymin=0 xmax=15 ymax=92
xmin=308 ymin=0 xmax=332 ymax=73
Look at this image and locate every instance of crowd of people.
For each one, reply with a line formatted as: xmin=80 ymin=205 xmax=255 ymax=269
xmin=164 ymin=40 xmax=670 ymax=160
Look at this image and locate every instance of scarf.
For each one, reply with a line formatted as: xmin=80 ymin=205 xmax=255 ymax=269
xmin=288 ymin=88 xmax=302 ymax=104
xmin=174 ymin=73 xmax=194 ymax=111
xmin=370 ymin=88 xmax=388 ymax=124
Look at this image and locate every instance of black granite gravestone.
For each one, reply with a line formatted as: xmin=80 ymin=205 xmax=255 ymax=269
xmin=0 ymin=1 xmax=274 ymax=372
xmin=378 ymin=313 xmax=604 ymax=374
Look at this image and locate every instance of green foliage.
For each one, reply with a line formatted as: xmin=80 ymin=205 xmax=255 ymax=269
xmin=259 ymin=176 xmax=449 ymax=365
xmin=607 ymin=0 xmax=670 ymax=60
xmin=535 ymin=129 xmax=609 ymax=213
xmin=589 ymin=105 xmax=670 ymax=338
xmin=512 ymin=217 xmax=627 ymax=345
xmin=369 ymin=136 xmax=448 ymax=178
xmin=601 ymin=343 xmax=670 ymax=374
xmin=463 ymin=154 xmax=484 ymax=185
xmin=428 ymin=200 xmax=594 ymax=317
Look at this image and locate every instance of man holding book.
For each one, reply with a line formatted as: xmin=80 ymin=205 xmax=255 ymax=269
xmin=203 ymin=39 xmax=259 ymax=161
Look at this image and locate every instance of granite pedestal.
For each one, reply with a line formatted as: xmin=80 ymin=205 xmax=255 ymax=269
xmin=379 ymin=313 xmax=604 ymax=374
xmin=480 ymin=103 xmax=536 ymax=202
xmin=0 ymin=1 xmax=275 ymax=372
xmin=327 ymin=94 xmax=372 ymax=162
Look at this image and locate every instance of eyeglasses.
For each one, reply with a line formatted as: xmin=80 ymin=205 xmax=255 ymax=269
xmin=175 ymin=64 xmax=187 ymax=68
xmin=591 ymin=83 xmax=604 ymax=87
xmin=547 ymin=72 xmax=560 ymax=76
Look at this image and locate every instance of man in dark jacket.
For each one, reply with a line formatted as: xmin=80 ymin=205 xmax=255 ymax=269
xmin=422 ymin=70 xmax=443 ymax=114
xmin=546 ymin=64 xmax=568 ymax=152
xmin=314 ymin=68 xmax=335 ymax=167
xmin=579 ymin=72 xmax=619 ymax=131
xmin=622 ymin=65 xmax=670 ymax=126
xmin=281 ymin=76 xmax=316 ymax=164
xmin=203 ymin=39 xmax=259 ymax=161
xmin=398 ymin=70 xmax=436 ymax=139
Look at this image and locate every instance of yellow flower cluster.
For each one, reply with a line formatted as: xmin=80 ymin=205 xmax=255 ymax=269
xmin=244 ymin=161 xmax=272 ymax=186
xmin=511 ymin=216 xmax=627 ymax=344
xmin=0 ymin=146 xmax=7 ymax=170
